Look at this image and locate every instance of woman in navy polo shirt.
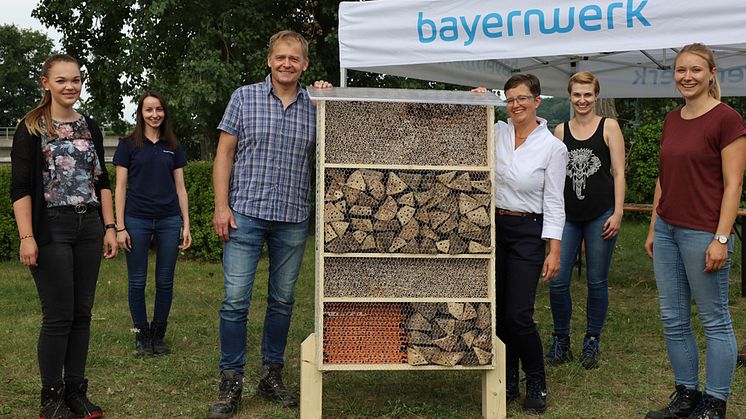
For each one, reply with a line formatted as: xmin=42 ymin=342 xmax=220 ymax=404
xmin=114 ymin=91 xmax=191 ymax=356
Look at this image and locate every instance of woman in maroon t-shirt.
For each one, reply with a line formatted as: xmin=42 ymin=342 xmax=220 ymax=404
xmin=644 ymin=43 xmax=746 ymax=419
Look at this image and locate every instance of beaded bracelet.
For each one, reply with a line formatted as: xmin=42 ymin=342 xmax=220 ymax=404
xmin=20 ymin=234 xmax=33 ymax=240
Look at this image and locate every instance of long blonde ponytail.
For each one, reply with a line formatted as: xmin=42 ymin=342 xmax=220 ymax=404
xmin=21 ymin=54 xmax=80 ymax=137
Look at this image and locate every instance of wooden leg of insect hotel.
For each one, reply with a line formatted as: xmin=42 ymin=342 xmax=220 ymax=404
xmin=300 ymin=333 xmax=322 ymax=419
xmin=482 ymin=335 xmax=506 ymax=419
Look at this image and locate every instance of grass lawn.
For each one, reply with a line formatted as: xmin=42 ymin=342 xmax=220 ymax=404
xmin=0 ymin=218 xmax=744 ymax=418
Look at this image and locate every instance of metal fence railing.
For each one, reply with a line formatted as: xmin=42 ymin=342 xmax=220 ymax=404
xmin=1 ymin=127 xmax=119 ymax=163
xmin=1 ymin=127 xmax=16 ymax=139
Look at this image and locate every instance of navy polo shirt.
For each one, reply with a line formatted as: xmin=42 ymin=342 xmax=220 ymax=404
xmin=113 ymin=137 xmax=187 ymax=219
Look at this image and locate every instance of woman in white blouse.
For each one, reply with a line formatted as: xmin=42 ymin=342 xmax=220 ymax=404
xmin=475 ymin=74 xmax=567 ymax=414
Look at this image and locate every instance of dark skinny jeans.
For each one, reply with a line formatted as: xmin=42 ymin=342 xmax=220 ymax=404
xmin=31 ymin=207 xmax=103 ymax=387
xmin=495 ymin=213 xmax=547 ymax=379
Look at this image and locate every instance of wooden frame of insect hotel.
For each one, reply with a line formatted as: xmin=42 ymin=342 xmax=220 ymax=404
xmin=300 ymin=87 xmax=506 ymax=419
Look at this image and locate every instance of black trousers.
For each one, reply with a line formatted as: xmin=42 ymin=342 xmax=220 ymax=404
xmin=31 ymin=208 xmax=103 ymax=386
xmin=495 ymin=213 xmax=546 ymax=378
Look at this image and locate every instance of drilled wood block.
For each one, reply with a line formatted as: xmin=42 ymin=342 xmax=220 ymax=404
xmin=324 ymin=101 xmax=488 ymax=166
xmin=323 ymin=258 xmax=489 ymax=298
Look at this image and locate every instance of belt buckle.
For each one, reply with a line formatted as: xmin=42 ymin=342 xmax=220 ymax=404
xmin=74 ymin=204 xmax=87 ymax=214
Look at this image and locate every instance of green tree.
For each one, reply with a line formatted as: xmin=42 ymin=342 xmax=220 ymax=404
xmin=33 ymin=1 xmax=475 ymax=159
xmin=0 ymin=25 xmax=54 ymax=127
xmin=33 ymin=0 xmax=345 ymax=159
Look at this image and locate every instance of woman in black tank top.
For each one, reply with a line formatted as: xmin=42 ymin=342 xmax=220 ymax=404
xmin=545 ymin=71 xmax=626 ymax=370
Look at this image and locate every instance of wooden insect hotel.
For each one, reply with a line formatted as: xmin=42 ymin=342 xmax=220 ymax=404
xmin=301 ymin=87 xmax=506 ymax=419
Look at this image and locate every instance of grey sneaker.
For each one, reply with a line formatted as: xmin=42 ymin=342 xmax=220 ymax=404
xmin=580 ymin=334 xmax=601 ymax=369
xmin=545 ymin=333 xmax=573 ymax=365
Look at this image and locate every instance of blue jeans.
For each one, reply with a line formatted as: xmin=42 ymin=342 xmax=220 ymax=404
xmin=549 ymin=207 xmax=616 ymax=337
xmin=653 ymin=216 xmax=736 ymax=401
xmin=125 ymin=214 xmax=183 ymax=325
xmin=219 ymin=212 xmax=308 ymax=374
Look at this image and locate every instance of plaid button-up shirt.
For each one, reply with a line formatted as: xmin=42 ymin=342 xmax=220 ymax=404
xmin=218 ymin=75 xmax=316 ymax=223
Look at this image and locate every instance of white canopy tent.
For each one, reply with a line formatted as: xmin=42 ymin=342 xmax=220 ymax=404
xmin=338 ymin=0 xmax=746 ymax=97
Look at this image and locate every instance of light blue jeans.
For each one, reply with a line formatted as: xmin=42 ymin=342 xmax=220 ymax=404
xmin=218 ymin=212 xmax=308 ymax=374
xmin=653 ymin=216 xmax=736 ymax=401
xmin=549 ymin=207 xmax=616 ymax=337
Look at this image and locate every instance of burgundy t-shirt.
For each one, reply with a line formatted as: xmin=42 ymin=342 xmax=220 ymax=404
xmin=657 ymin=103 xmax=746 ymax=233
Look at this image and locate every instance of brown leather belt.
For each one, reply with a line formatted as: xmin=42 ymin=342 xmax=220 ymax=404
xmin=496 ymin=208 xmax=534 ymax=217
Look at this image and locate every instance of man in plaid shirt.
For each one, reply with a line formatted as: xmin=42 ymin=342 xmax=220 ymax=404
xmin=208 ymin=30 xmax=331 ymax=419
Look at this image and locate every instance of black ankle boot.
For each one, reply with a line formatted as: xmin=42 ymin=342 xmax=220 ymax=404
xmin=688 ymin=393 xmax=727 ymax=419
xmin=40 ymin=383 xmax=77 ymax=419
xmin=258 ymin=363 xmax=299 ymax=407
xmin=64 ymin=378 xmax=103 ymax=419
xmin=134 ymin=323 xmax=153 ymax=356
xmin=645 ymin=384 xmax=702 ymax=419
xmin=522 ymin=372 xmax=547 ymax=414
xmin=506 ymin=367 xmax=520 ymax=402
xmin=151 ymin=320 xmax=170 ymax=355
xmin=207 ymin=369 xmax=243 ymax=419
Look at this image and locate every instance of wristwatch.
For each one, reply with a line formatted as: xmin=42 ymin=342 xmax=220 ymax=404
xmin=713 ymin=234 xmax=728 ymax=244
xmin=105 ymin=223 xmax=117 ymax=231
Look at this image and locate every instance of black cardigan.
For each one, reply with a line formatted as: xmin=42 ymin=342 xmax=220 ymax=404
xmin=10 ymin=115 xmax=111 ymax=246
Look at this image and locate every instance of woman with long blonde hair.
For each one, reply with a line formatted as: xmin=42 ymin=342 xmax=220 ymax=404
xmin=644 ymin=43 xmax=746 ymax=419
xmin=11 ymin=54 xmax=118 ymax=419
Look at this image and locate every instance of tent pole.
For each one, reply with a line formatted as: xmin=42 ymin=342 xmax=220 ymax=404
xmin=340 ymin=68 xmax=348 ymax=87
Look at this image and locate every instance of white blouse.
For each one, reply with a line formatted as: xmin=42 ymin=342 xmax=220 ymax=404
xmin=493 ymin=117 xmax=567 ymax=240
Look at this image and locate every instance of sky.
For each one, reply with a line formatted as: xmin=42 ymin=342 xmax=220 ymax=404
xmin=1 ymin=0 xmax=62 ymax=44
xmin=2 ymin=1 xmax=137 ymax=122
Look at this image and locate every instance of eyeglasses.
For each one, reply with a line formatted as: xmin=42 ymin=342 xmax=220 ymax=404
xmin=505 ymin=95 xmax=535 ymax=106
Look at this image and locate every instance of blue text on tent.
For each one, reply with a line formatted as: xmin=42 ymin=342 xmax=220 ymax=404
xmin=418 ymin=0 xmax=650 ymax=46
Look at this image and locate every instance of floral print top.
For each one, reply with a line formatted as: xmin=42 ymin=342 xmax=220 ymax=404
xmin=41 ymin=116 xmax=103 ymax=207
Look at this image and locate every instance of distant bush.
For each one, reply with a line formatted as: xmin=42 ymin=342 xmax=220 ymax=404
xmin=0 ymin=167 xmax=18 ymax=261
xmin=0 ymin=161 xmax=225 ymax=262
xmin=625 ymin=120 xmax=663 ymax=205
xmin=181 ymin=161 xmax=223 ymax=262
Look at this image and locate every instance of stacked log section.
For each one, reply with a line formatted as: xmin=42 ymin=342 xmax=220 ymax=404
xmin=324 ymin=169 xmax=492 ymax=254
xmin=324 ymin=101 xmax=488 ymax=166
xmin=405 ymin=302 xmax=493 ymax=367
xmin=323 ymin=258 xmax=489 ymax=298
xmin=323 ymin=303 xmax=407 ymax=364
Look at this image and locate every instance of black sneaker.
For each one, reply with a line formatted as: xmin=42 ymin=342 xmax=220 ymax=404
xmin=645 ymin=384 xmax=702 ymax=419
xmin=134 ymin=323 xmax=153 ymax=357
xmin=580 ymin=334 xmax=601 ymax=369
xmin=506 ymin=367 xmax=520 ymax=402
xmin=545 ymin=334 xmax=572 ymax=366
xmin=40 ymin=384 xmax=78 ymax=419
xmin=64 ymin=379 xmax=103 ymax=419
xmin=151 ymin=320 xmax=170 ymax=355
xmin=688 ymin=393 xmax=727 ymax=419
xmin=522 ymin=373 xmax=547 ymax=414
xmin=207 ymin=370 xmax=243 ymax=419
xmin=257 ymin=363 xmax=299 ymax=407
